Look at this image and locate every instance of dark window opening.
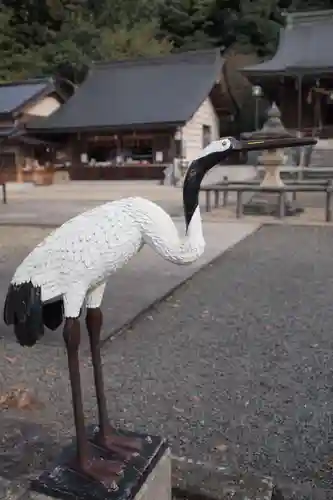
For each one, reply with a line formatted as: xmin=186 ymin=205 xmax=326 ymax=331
xmin=175 ymin=139 xmax=183 ymax=157
xmin=0 ymin=152 xmax=15 ymax=168
xmin=202 ymin=125 xmax=211 ymax=148
xmin=324 ymin=101 xmax=333 ymax=126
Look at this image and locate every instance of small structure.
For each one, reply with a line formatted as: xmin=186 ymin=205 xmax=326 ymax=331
xmin=27 ymin=49 xmax=232 ymax=181
xmin=242 ymin=10 xmax=333 ymax=137
xmin=0 ymin=78 xmax=65 ymax=182
xmin=242 ymin=103 xmax=305 ymax=215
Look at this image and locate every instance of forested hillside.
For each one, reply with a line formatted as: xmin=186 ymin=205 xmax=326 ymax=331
xmin=0 ymin=0 xmax=332 ymax=84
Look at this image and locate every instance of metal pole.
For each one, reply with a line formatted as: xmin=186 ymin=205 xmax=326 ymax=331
xmin=236 ymin=191 xmax=243 ymax=218
xmin=255 ymin=98 xmax=259 ymax=130
xmin=297 ymin=75 xmax=303 ymax=134
xmin=222 ymin=175 xmax=228 ymax=206
xmin=325 ymin=180 xmax=332 ymax=222
xmin=205 ymin=191 xmax=211 ymax=212
xmin=2 ymin=183 xmax=7 ymax=204
xmin=297 ymin=75 xmax=304 ymax=182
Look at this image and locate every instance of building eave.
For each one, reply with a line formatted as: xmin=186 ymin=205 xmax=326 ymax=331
xmin=26 ymin=121 xmax=185 ymax=135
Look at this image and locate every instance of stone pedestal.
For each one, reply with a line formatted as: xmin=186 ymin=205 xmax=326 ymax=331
xmin=243 ymin=149 xmax=302 ymax=216
xmin=241 ymin=102 xmax=310 ymax=217
xmin=28 ymin=449 xmax=171 ymax=500
xmin=132 ymin=449 xmax=171 ymax=500
xmin=259 ymin=149 xmax=285 ymax=188
xmin=30 ymin=427 xmax=171 ymax=500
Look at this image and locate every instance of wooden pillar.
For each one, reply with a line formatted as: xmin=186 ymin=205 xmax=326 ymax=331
xmin=70 ymin=134 xmax=83 ymax=168
xmin=279 ymin=77 xmax=285 ymax=122
xmin=16 ymin=146 xmax=23 ymax=183
xmin=15 ymin=144 xmax=30 ymax=183
xmin=116 ymin=134 xmax=122 ymax=161
xmin=168 ymin=135 xmax=176 ymax=163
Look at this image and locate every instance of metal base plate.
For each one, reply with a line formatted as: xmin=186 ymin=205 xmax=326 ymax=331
xmin=30 ymin=426 xmax=168 ymax=500
xmin=243 ymin=192 xmax=303 ymax=216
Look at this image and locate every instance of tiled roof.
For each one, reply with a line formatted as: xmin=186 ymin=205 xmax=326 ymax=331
xmin=0 ymin=78 xmax=56 ymax=116
xmin=27 ymin=49 xmax=224 ymax=132
xmin=242 ymin=10 xmax=333 ymax=77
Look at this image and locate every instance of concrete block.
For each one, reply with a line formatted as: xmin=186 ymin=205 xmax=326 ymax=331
xmin=24 ymin=448 xmax=171 ymax=500
xmin=135 ymin=448 xmax=171 ymax=500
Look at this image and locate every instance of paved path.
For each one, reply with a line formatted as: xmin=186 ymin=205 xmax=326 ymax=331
xmin=0 ymin=181 xmax=185 ymax=225
xmin=2 ymin=180 xmax=331 ymax=226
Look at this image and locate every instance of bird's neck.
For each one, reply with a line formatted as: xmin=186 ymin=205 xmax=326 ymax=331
xmin=185 ymin=204 xmax=204 ymax=251
xmin=183 ymin=152 xmax=220 ymax=230
xmin=132 ymin=197 xmax=205 ymax=265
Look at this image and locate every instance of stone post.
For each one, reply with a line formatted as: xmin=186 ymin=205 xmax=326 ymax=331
xmin=259 ymin=148 xmax=285 ymax=187
xmin=252 ymin=103 xmax=289 ymax=188
xmin=242 ymin=103 xmax=303 ymax=215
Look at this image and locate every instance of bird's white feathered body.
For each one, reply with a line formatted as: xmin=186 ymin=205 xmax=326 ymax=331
xmin=4 ymin=137 xmax=236 ymax=345
xmin=12 ymin=196 xmax=204 ymax=317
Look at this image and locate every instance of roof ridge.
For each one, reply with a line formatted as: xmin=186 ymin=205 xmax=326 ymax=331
xmin=92 ymin=48 xmax=222 ymax=70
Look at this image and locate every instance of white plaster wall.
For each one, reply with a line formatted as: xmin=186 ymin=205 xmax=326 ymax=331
xmin=25 ymin=96 xmax=61 ymax=117
xmin=181 ymin=97 xmax=219 ymax=162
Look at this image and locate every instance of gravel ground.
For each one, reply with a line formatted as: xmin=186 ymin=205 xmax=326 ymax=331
xmin=1 ymin=225 xmax=333 ymax=498
xmin=99 ymin=225 xmax=333 ymax=497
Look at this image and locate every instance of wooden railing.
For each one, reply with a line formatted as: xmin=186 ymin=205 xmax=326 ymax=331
xmin=201 ymin=179 xmax=333 ymax=221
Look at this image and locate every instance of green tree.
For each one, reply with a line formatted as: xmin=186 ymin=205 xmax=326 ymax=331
xmin=208 ymin=0 xmax=285 ymax=56
xmin=0 ymin=0 xmax=171 ymax=83
xmin=96 ymin=22 xmax=172 ymax=61
xmin=158 ymin=0 xmax=216 ymax=50
xmin=36 ymin=7 xmax=100 ymax=82
xmin=92 ymin=0 xmax=160 ymax=29
xmin=0 ymin=6 xmax=41 ymax=80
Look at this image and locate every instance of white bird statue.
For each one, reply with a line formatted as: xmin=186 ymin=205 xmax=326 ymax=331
xmin=3 ymin=136 xmax=243 ymax=483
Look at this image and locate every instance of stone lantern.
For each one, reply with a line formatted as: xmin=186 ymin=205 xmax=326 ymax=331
xmin=242 ymin=102 xmax=304 ymax=215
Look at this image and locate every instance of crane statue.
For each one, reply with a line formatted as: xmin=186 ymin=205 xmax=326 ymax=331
xmin=3 ymin=135 xmax=313 ymax=491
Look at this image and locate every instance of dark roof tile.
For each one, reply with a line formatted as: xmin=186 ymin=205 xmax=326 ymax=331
xmin=0 ymin=126 xmax=17 ymax=138
xmin=0 ymin=78 xmax=56 ymax=116
xmin=242 ymin=11 xmax=333 ymax=76
xmin=27 ymin=49 xmax=224 ymax=132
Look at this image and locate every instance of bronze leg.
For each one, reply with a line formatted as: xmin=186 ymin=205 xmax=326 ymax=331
xmin=86 ymin=308 xmax=142 ymax=458
xmin=63 ymin=318 xmax=124 ymax=485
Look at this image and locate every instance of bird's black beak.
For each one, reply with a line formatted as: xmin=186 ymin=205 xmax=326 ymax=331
xmin=232 ymin=136 xmax=317 ymax=151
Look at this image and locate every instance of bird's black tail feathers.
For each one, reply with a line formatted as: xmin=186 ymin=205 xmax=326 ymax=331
xmin=3 ymin=281 xmax=64 ymax=347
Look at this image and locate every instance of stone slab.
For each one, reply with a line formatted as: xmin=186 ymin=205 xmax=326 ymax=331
xmin=134 ymin=449 xmax=171 ymax=500
xmin=243 ymin=192 xmax=302 ymax=216
xmin=31 ymin=427 xmax=169 ymax=500
xmin=21 ymin=451 xmax=171 ymax=500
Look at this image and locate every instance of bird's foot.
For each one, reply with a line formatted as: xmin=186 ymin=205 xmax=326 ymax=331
xmin=92 ymin=429 xmax=143 ymax=461
xmin=71 ymin=453 xmax=124 ymax=490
